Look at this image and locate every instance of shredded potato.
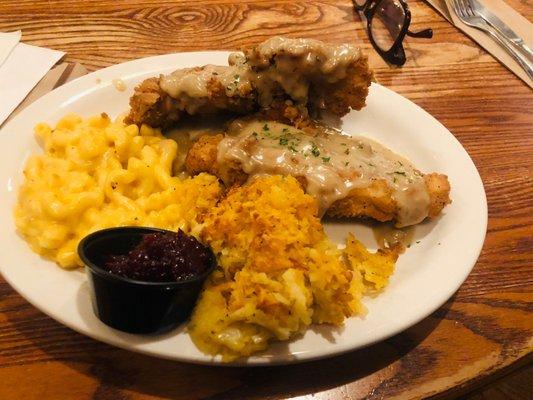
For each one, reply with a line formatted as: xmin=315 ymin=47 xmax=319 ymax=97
xmin=14 ymin=114 xmax=222 ymax=268
xmin=189 ymin=175 xmax=395 ymax=361
xmin=344 ymin=233 xmax=398 ymax=291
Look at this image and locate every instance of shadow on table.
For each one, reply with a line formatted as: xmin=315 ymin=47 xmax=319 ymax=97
xmin=4 ymin=287 xmax=453 ymax=400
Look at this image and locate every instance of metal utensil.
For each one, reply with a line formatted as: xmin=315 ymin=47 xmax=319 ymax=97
xmin=451 ymin=0 xmax=533 ymax=80
xmin=468 ymin=0 xmax=533 ymax=61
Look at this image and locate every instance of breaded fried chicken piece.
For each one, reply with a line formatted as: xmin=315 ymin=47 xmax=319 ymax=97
xmin=423 ymin=172 xmax=452 ymax=218
xmin=126 ymin=77 xmax=171 ymax=129
xmin=125 ymin=37 xmax=373 ymax=128
xmin=184 ymin=133 xmax=248 ymax=186
xmin=243 ymin=36 xmax=373 ymax=117
xmin=325 ymin=174 xmax=451 ymax=222
xmin=126 ymin=67 xmax=257 ymax=129
xmin=185 ymin=134 xmax=451 ymax=226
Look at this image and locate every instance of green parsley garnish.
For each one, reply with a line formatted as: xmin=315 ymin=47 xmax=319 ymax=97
xmin=322 ymin=156 xmax=330 ymax=163
xmin=394 ymin=171 xmax=406 ymax=176
xmin=344 ymin=148 xmax=350 ymax=155
xmin=263 ymin=124 xmax=269 ymax=131
xmin=311 ymin=143 xmax=320 ymax=157
xmin=279 ymin=137 xmax=289 ymax=146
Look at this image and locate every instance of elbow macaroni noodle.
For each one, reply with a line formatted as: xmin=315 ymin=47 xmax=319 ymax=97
xmin=15 ymin=113 xmax=222 ymax=268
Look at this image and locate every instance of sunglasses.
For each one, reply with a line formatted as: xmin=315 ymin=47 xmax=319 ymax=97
xmin=353 ymin=0 xmax=433 ymax=66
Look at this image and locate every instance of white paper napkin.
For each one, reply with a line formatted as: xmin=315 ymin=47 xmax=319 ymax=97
xmin=0 ymin=32 xmax=65 ymax=126
xmin=0 ymin=30 xmax=21 ymax=67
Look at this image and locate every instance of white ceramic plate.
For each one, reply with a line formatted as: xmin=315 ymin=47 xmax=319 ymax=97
xmin=0 ymin=52 xmax=487 ymax=365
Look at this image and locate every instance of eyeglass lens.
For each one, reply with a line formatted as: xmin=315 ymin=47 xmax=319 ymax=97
xmin=370 ymin=0 xmax=406 ymax=51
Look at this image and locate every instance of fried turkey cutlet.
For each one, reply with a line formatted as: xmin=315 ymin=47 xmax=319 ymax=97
xmin=125 ymin=37 xmax=373 ymax=128
xmin=125 ymin=36 xmax=450 ymax=226
xmin=185 ymin=119 xmax=451 ymax=228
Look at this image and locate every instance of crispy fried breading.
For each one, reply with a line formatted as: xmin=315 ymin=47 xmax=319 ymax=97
xmin=125 ymin=38 xmax=373 ymax=129
xmin=424 ymin=172 xmax=452 ymax=218
xmin=325 ymin=174 xmax=451 ymax=222
xmin=126 ymin=77 xmax=173 ymax=128
xmin=184 ymin=134 xmax=451 ymax=224
xmin=242 ymin=37 xmax=373 ymax=116
xmin=125 ymin=69 xmax=257 ymax=129
xmin=323 ymin=60 xmax=374 ymax=116
xmin=326 ymin=180 xmax=398 ymax=222
xmin=185 ymin=134 xmax=247 ymax=187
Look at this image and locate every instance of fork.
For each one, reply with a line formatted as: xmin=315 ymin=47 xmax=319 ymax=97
xmin=468 ymin=0 xmax=533 ymax=60
xmin=451 ymin=0 xmax=533 ymax=80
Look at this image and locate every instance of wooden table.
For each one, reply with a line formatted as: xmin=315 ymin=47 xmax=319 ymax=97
xmin=0 ymin=1 xmax=531 ymax=399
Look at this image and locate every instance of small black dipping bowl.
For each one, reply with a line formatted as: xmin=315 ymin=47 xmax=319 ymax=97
xmin=78 ymin=227 xmax=216 ymax=334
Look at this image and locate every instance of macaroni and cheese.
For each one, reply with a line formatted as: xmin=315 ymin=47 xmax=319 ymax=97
xmin=15 ymin=113 xmax=222 ymax=268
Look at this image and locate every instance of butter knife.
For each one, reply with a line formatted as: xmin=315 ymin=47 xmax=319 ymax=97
xmin=469 ymin=0 xmax=533 ymax=61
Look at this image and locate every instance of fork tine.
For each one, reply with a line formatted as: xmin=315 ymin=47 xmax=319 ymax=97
xmin=451 ymin=0 xmax=533 ymax=80
xmin=451 ymin=0 xmax=460 ymax=16
xmin=463 ymin=0 xmax=475 ymax=17
xmin=458 ymin=0 xmax=468 ymax=17
xmin=458 ymin=0 xmax=467 ymax=19
xmin=452 ymin=0 xmax=465 ymax=19
xmin=464 ymin=0 xmax=477 ymax=16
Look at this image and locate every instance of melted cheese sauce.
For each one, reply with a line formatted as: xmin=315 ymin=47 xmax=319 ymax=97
xmin=217 ymin=120 xmax=430 ymax=227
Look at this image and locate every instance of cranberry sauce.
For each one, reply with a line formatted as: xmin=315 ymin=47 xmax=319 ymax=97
xmin=103 ymin=230 xmax=215 ymax=282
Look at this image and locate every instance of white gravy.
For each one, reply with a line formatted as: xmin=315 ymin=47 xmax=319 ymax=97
xmin=244 ymin=36 xmax=362 ymax=106
xmin=217 ymin=120 xmax=430 ymax=227
xmin=159 ymin=37 xmax=362 ymax=110
xmin=159 ymin=63 xmax=251 ymax=113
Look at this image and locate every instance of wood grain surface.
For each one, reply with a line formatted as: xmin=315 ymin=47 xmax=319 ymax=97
xmin=0 ymin=1 xmax=532 ymax=399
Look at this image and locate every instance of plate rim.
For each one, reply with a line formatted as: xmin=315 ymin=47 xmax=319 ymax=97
xmin=0 ymin=51 xmax=488 ymax=366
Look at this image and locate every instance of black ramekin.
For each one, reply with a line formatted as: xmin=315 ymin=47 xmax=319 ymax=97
xmin=78 ymin=227 xmax=215 ymax=334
